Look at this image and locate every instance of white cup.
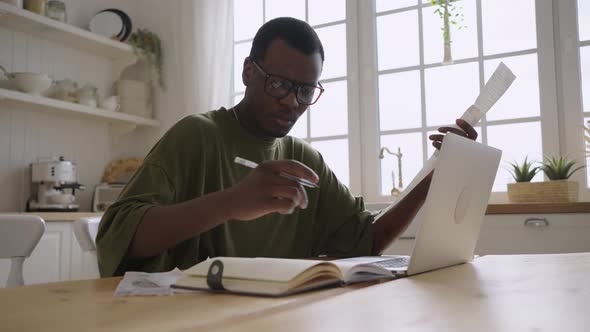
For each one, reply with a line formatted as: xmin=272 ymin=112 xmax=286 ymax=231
xmin=100 ymin=95 xmax=120 ymax=112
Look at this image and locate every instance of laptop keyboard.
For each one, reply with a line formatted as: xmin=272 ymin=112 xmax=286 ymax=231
xmin=373 ymin=257 xmax=410 ymax=269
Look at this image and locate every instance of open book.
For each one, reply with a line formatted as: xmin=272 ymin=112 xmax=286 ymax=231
xmin=171 ymin=257 xmax=395 ymax=297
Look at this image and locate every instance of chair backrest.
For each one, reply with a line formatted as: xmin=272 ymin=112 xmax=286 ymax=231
xmin=0 ymin=215 xmax=45 ymax=287
xmin=73 ymin=216 xmax=101 ymax=252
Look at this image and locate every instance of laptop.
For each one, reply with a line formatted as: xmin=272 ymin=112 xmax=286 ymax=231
xmin=338 ymin=133 xmax=502 ymax=277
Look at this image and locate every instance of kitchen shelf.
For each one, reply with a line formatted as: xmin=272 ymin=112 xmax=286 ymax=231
xmin=0 ymin=88 xmax=159 ymax=127
xmin=0 ymin=2 xmax=135 ymax=60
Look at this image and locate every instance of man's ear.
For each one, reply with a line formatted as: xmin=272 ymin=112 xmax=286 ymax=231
xmin=242 ymin=57 xmax=253 ymax=86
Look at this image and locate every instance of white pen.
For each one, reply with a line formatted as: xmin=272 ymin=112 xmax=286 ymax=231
xmin=234 ymin=156 xmax=319 ymax=188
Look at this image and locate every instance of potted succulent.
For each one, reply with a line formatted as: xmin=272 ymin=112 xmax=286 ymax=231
xmin=506 ymin=157 xmax=540 ymax=203
xmin=507 ymin=156 xmax=584 ymax=203
xmin=507 ymin=156 xmax=539 ymax=183
xmin=540 ymin=156 xmax=585 ymax=181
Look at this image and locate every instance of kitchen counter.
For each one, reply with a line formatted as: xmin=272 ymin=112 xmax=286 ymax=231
xmin=1 ymin=212 xmax=102 ymax=222
xmin=3 ymin=203 xmax=589 ymax=221
xmin=486 ymin=202 xmax=590 ymax=214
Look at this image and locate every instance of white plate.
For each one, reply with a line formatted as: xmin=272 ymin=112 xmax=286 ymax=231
xmin=89 ymin=11 xmax=124 ymax=40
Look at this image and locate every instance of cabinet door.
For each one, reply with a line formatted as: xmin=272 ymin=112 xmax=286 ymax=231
xmin=476 ymin=214 xmax=590 ymax=255
xmin=0 ymin=222 xmax=71 ymax=287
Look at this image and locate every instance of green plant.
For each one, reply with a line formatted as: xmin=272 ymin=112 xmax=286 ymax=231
xmin=128 ymin=28 xmax=164 ymax=89
xmin=430 ymin=0 xmax=466 ymax=64
xmin=540 ymin=156 xmax=585 ymax=180
xmin=507 ymin=157 xmax=540 ymax=182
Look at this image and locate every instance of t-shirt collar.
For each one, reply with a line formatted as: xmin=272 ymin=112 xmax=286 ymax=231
xmin=222 ymin=107 xmax=279 ymax=150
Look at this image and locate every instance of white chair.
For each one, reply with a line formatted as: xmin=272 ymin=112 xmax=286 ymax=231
xmin=73 ymin=216 xmax=101 ymax=252
xmin=72 ymin=216 xmax=101 ymax=279
xmin=0 ymin=215 xmax=45 ymax=287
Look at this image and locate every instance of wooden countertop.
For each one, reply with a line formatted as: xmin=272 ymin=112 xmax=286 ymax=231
xmin=485 ymin=202 xmax=590 ymax=214
xmin=0 ymin=212 xmax=102 ymax=221
xmin=3 ymin=202 xmax=590 ymax=222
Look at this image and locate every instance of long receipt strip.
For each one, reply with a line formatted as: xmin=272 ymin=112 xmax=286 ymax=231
xmin=373 ymin=62 xmax=516 ymax=223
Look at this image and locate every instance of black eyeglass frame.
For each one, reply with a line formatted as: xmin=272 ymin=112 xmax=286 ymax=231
xmin=251 ymin=60 xmax=324 ymax=106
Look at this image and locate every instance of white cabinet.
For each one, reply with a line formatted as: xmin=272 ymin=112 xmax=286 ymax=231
xmin=383 ymin=213 xmax=590 ymax=257
xmin=0 ymin=221 xmax=99 ymax=287
xmin=476 ymin=213 xmax=590 ymax=254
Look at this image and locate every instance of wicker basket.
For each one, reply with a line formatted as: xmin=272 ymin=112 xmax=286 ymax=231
xmin=507 ymin=180 xmax=579 ymax=203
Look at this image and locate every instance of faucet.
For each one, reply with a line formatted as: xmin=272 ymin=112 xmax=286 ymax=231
xmin=379 ymin=146 xmax=403 ymax=195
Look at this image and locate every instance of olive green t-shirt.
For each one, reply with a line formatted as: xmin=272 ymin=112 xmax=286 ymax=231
xmin=96 ymin=107 xmax=375 ymax=277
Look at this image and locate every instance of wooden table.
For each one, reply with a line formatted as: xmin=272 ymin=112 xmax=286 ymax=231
xmin=1 ymin=253 xmax=588 ymax=331
xmin=216 ymin=253 xmax=590 ymax=332
xmin=0 ymin=272 xmax=372 ymax=331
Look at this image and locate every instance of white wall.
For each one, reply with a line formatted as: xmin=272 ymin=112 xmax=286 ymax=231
xmin=0 ymin=0 xmax=188 ymax=212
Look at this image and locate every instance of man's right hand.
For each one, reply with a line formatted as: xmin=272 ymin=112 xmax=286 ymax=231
xmin=225 ymin=160 xmax=319 ymax=221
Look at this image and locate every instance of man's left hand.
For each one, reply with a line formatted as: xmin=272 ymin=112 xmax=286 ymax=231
xmin=429 ymin=119 xmax=478 ymax=150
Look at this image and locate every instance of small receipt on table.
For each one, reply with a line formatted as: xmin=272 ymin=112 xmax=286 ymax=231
xmin=114 ymin=268 xmax=186 ymax=296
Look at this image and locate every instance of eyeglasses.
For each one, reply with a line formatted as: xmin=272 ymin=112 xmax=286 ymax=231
xmin=251 ymin=60 xmax=324 ymax=106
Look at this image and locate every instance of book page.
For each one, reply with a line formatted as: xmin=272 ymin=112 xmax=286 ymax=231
xmin=183 ymin=257 xmax=331 ymax=282
xmin=373 ymin=62 xmax=516 ymax=223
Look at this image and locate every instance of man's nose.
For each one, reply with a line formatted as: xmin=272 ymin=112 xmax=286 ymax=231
xmin=280 ymin=89 xmax=300 ymax=109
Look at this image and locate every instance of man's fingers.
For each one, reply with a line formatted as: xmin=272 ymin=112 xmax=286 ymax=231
xmin=437 ymin=120 xmax=478 ymax=141
xmin=456 ymin=119 xmax=478 ymax=139
xmin=268 ymin=176 xmax=309 ymax=209
xmin=438 ymin=127 xmax=468 ymax=137
xmin=267 ymin=184 xmax=307 ymax=210
xmin=259 ymin=160 xmax=319 ymax=185
xmin=429 ymin=134 xmax=444 ymax=141
xmin=267 ymin=197 xmax=298 ymax=215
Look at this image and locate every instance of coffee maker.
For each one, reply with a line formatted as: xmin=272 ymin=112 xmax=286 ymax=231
xmin=27 ymin=156 xmax=85 ymax=212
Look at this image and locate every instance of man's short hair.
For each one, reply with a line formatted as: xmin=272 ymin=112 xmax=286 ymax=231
xmin=249 ymin=17 xmax=325 ymax=62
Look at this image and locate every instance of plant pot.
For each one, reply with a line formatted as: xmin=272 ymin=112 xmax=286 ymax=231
xmin=507 ymin=180 xmax=579 ymax=203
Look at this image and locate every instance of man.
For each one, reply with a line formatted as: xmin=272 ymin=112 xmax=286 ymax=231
xmin=96 ymin=17 xmax=477 ymax=277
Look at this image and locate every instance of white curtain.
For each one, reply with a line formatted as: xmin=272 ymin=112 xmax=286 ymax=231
xmin=170 ymin=0 xmax=234 ymax=116
xmin=112 ymin=0 xmax=234 ymax=158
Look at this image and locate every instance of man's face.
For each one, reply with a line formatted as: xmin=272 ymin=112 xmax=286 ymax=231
xmin=242 ymin=38 xmax=323 ymax=138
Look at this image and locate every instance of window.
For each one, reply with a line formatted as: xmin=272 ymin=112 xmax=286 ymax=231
xmin=369 ymin=0 xmax=558 ymax=200
xmin=232 ymin=0 xmax=589 ymax=202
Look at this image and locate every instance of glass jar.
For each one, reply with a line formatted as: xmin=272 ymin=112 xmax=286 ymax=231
xmin=45 ymin=0 xmax=66 ymax=23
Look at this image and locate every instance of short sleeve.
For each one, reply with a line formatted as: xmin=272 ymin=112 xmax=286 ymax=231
xmin=96 ymin=162 xmax=176 ymax=277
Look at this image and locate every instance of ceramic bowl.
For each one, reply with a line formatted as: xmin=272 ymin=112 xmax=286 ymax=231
xmin=12 ymin=73 xmax=53 ymax=95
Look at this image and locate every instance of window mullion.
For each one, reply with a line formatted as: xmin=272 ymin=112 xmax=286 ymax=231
xmin=536 ymin=0 xmax=561 ymax=158
xmin=417 ymin=0 xmax=428 ymax=165
xmin=554 ymin=0 xmax=589 ymax=199
xmin=357 ymin=0 xmax=383 ymax=202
